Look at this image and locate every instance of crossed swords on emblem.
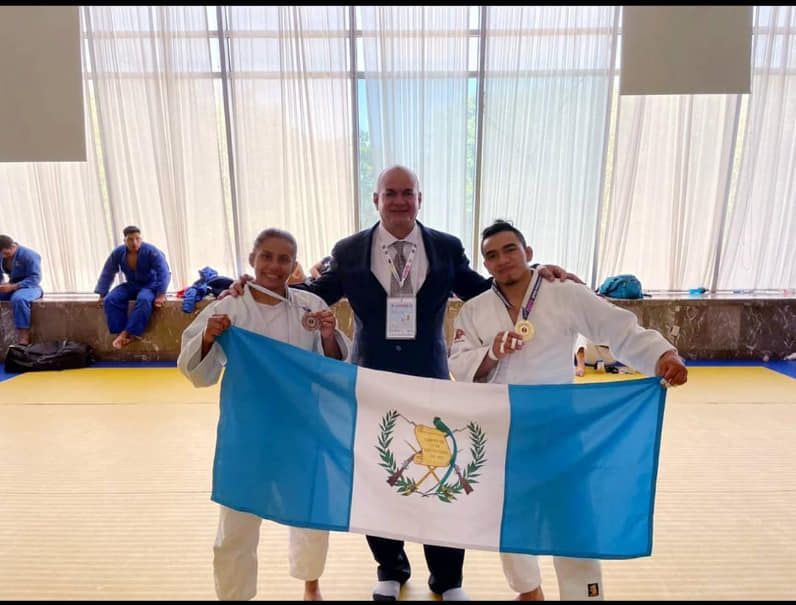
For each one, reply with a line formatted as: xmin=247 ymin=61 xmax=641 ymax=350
xmin=387 ymin=416 xmax=473 ymax=496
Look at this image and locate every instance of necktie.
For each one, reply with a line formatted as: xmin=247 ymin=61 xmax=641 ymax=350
xmin=390 ymin=240 xmax=413 ymax=296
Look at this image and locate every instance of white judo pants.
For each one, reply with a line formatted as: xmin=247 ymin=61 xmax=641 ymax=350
xmin=501 ymin=553 xmax=604 ymax=600
xmin=213 ymin=505 xmax=329 ymax=601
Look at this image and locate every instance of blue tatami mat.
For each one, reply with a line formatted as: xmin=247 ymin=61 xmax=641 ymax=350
xmin=0 ymin=368 xmax=20 ymax=383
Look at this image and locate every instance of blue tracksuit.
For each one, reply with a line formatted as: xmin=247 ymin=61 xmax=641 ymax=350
xmin=0 ymin=245 xmax=43 ymax=329
xmin=95 ymin=243 xmax=171 ymax=337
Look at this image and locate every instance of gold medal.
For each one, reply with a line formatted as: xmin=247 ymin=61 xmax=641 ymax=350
xmin=301 ymin=313 xmax=319 ymax=331
xmin=515 ymin=319 xmax=535 ymax=341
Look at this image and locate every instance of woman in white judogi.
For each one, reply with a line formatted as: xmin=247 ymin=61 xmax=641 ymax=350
xmin=178 ymin=228 xmax=350 ymax=601
xmin=448 ymin=220 xmax=686 ymax=600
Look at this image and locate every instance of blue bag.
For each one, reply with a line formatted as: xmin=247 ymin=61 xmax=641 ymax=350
xmin=597 ymin=274 xmax=643 ymax=299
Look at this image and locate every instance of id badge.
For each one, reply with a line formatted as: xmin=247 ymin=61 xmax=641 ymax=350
xmin=386 ymin=297 xmax=416 ymax=339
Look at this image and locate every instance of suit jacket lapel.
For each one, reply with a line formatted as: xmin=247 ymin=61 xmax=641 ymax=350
xmin=417 ymin=222 xmax=439 ymax=297
xmin=362 ymin=225 xmax=387 ymax=296
xmin=419 ymin=222 xmax=439 ymax=269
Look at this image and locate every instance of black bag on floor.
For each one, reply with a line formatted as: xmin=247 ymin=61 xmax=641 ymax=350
xmin=5 ymin=340 xmax=94 ymax=373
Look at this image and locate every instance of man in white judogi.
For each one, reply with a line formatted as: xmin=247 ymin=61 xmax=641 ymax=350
xmin=448 ymin=220 xmax=687 ymax=601
xmin=178 ymin=228 xmax=350 ymax=601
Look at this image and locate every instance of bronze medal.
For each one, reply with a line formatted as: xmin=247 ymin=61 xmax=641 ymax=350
xmin=515 ymin=319 xmax=535 ymax=342
xmin=302 ymin=313 xmax=319 ymax=331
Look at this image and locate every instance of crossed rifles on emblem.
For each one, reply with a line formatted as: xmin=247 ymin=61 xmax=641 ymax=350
xmin=387 ymin=415 xmax=473 ymax=497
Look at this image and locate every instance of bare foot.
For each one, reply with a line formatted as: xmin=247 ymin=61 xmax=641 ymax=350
xmin=17 ymin=329 xmax=31 ymax=346
xmin=112 ymin=332 xmax=133 ymax=349
xmin=575 ymin=350 xmax=586 ymax=377
xmin=515 ymin=586 xmax=544 ymax=600
xmin=303 ymin=580 xmax=322 ymax=601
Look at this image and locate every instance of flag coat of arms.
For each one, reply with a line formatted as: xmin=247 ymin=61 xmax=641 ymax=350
xmin=212 ymin=327 xmax=666 ymax=558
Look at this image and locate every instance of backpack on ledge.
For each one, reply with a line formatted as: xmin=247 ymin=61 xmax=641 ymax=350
xmin=5 ymin=340 xmax=94 ymax=373
xmin=597 ymin=274 xmax=644 ymax=299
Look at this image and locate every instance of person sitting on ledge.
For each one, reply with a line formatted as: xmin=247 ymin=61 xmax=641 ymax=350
xmin=94 ymin=225 xmax=171 ymax=349
xmin=0 ymin=234 xmax=43 ymax=345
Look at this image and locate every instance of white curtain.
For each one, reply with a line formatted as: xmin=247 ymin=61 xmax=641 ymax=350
xmin=598 ymin=94 xmax=739 ymax=290
xmin=85 ymin=5 xmax=235 ymax=291
xmin=223 ymin=6 xmax=355 ymax=272
xmin=0 ymin=161 xmax=111 ymax=293
xmin=358 ymin=6 xmax=473 ymax=252
xmin=0 ymin=32 xmax=111 ymax=293
xmin=3 ymin=5 xmax=795 ymax=294
xmin=718 ymin=6 xmax=796 ymax=290
xmin=478 ymin=6 xmax=619 ymax=273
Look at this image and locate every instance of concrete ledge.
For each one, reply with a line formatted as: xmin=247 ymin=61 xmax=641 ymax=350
xmin=1 ymin=294 xmax=794 ymax=361
xmin=0 ymin=297 xmax=213 ymax=362
xmin=0 ymin=296 xmax=359 ymax=362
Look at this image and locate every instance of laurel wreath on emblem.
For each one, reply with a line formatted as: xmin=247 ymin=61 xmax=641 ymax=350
xmin=376 ymin=409 xmax=487 ymax=503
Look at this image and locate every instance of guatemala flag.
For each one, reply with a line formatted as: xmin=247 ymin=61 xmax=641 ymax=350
xmin=212 ymin=327 xmax=667 ymax=559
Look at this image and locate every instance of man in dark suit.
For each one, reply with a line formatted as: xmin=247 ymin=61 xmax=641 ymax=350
xmin=227 ymin=165 xmax=577 ymax=600
xmin=302 ymin=165 xmax=578 ymax=601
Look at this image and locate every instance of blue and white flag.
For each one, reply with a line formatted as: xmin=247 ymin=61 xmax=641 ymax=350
xmin=213 ymin=327 xmax=667 ymax=559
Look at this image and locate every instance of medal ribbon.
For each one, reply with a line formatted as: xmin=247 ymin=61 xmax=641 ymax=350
xmin=248 ymin=281 xmax=312 ymax=314
xmin=491 ymin=271 xmax=543 ymax=320
xmin=520 ymin=273 xmax=543 ymax=320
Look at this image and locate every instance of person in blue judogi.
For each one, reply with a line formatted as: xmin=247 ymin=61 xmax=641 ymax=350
xmin=94 ymin=225 xmax=171 ymax=349
xmin=0 ymin=234 xmax=43 ymax=345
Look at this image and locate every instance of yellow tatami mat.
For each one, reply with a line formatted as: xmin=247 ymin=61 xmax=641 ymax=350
xmin=661 ymin=366 xmax=796 ymax=404
xmin=0 ymin=367 xmax=219 ymax=405
xmin=2 ymin=364 xmax=792 ymax=406
xmin=574 ymin=369 xmax=647 ymax=384
xmin=0 ymin=364 xmax=794 ymax=600
xmin=576 ymin=365 xmax=795 ymax=404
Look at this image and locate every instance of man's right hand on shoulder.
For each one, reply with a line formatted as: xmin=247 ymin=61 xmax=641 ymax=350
xmin=537 ymin=264 xmax=584 ymax=284
xmin=218 ymin=274 xmax=253 ymax=300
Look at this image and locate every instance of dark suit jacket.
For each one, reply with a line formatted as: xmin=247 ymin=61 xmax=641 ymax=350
xmin=297 ymin=222 xmax=490 ymax=379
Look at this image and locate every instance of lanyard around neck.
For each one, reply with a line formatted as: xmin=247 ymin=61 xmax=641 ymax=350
xmin=382 ymin=241 xmax=417 ymax=290
xmin=491 ymin=271 xmax=542 ymax=320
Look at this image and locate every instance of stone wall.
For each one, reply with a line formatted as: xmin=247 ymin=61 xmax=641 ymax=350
xmin=1 ymin=294 xmax=794 ymax=361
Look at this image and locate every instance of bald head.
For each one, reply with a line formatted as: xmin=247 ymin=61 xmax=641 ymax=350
xmin=375 ymin=165 xmax=420 ymax=193
xmin=373 ymin=165 xmax=423 ymax=239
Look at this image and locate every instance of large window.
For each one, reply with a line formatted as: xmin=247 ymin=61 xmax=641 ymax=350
xmin=0 ymin=6 xmax=792 ymax=293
